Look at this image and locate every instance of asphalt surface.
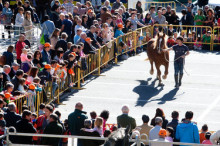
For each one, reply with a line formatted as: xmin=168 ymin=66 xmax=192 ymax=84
xmin=57 ymin=50 xmax=220 ymax=131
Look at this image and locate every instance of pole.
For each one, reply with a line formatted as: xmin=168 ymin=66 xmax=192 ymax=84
xmin=98 ymin=49 xmax=101 ymax=75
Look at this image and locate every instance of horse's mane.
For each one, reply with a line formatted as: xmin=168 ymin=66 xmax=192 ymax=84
xmin=153 ymin=33 xmax=168 ymax=50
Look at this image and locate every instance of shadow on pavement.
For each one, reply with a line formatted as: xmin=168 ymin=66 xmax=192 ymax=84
xmin=154 ymin=88 xmax=179 ymax=104
xmin=134 ymin=78 xmax=164 ymax=107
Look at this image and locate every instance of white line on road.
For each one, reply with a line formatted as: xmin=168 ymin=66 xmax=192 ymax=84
xmin=67 ymin=95 xmax=208 ymax=106
xmin=89 ymin=82 xmax=220 ymax=91
xmin=197 ymin=95 xmax=220 ymax=123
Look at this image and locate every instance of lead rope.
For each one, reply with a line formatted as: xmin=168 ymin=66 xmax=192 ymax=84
xmin=163 ymin=52 xmax=190 ymax=76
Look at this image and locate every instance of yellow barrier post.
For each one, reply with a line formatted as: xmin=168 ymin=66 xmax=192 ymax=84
xmin=133 ymin=31 xmax=137 ymax=54
xmin=115 ymin=38 xmax=118 ymax=64
xmin=73 ymin=62 xmax=85 ymax=90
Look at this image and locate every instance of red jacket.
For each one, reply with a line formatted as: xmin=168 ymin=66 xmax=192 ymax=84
xmin=16 ymin=41 xmax=26 ymax=59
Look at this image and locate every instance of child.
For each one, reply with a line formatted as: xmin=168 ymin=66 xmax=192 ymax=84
xmin=202 ymin=132 xmax=212 ymax=145
xmin=168 ymin=25 xmax=174 ymax=36
xmin=59 ymin=63 xmax=67 ymax=89
xmin=33 ymin=77 xmax=42 ymax=92
xmin=173 ymin=32 xmax=178 ymax=41
xmin=23 ymin=73 xmax=31 ymax=85
xmin=21 ymin=48 xmax=31 ymax=73
xmin=145 ymin=32 xmax=151 ymax=42
xmin=165 ymin=127 xmax=174 ymax=143
xmin=200 ymin=124 xmax=208 ymax=143
xmin=67 ymin=54 xmax=76 ymax=87
xmin=167 ymin=36 xmax=175 ymax=47
xmin=202 ymin=31 xmax=211 ymax=50
xmin=187 ymin=32 xmax=194 ymax=49
xmin=90 ymin=111 xmax=97 ymax=128
xmin=31 ymin=113 xmax=37 ymax=127
xmin=18 ymin=78 xmax=26 ymax=94
xmin=84 ymin=117 xmax=103 ymax=136
xmin=194 ymin=37 xmax=202 ymax=50
xmin=38 ymin=103 xmax=45 ymax=116
xmin=27 ymin=84 xmax=36 ymax=112
xmin=67 ymin=42 xmax=72 ymax=50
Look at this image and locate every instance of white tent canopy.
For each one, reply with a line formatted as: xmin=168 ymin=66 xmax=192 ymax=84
xmin=209 ymin=0 xmax=220 ymax=6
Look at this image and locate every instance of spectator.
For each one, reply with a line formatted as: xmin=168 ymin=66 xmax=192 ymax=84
xmin=41 ymin=43 xmax=51 ymax=64
xmin=27 ymin=67 xmax=38 ymax=83
xmin=14 ymin=110 xmax=37 ymax=144
xmin=83 ymin=37 xmax=97 ymax=54
xmin=165 ymin=127 xmax=174 ymax=143
xmin=55 ymin=32 xmax=68 ymax=53
xmin=175 ymin=111 xmax=200 ymax=144
xmin=74 ymin=28 xmax=82 ymax=44
xmin=14 ymin=7 xmax=24 ymax=38
xmin=11 ymin=69 xmax=24 ymax=93
xmin=39 ymin=103 xmax=45 ymax=116
xmin=167 ymin=111 xmax=179 ymax=133
xmin=128 ymin=13 xmax=145 ymax=31
xmin=2 ymin=45 xmax=14 ymax=67
xmin=103 ymin=0 xmax=111 ymax=11
xmin=149 ymin=117 xmax=163 ymax=140
xmin=2 ymin=2 xmax=13 ymax=39
xmin=149 ymin=6 xmax=156 ymax=20
xmin=2 ymin=65 xmax=11 ymax=88
xmin=4 ymin=103 xmax=21 ymax=128
xmin=117 ymin=105 xmax=136 ymax=131
xmin=16 ymin=34 xmax=26 ymax=64
xmin=36 ymin=105 xmax=53 ymax=133
xmin=80 ymin=119 xmax=104 ymax=146
xmin=61 ymin=14 xmax=73 ymax=42
xmin=74 ymin=18 xmax=86 ymax=35
xmin=87 ymin=9 xmax=96 ymax=28
xmin=202 ymin=132 xmax=212 ymax=144
xmin=50 ymin=28 xmax=60 ymax=60
xmin=38 ymin=64 xmax=52 ymax=86
xmin=9 ymin=62 xmax=20 ymax=80
xmin=90 ymin=111 xmax=97 ymax=128
xmin=100 ymin=110 xmax=109 ymax=132
xmin=169 ymin=9 xmax=179 ymax=26
xmin=194 ymin=9 xmax=205 ymax=35
xmin=41 ymin=15 xmax=55 ymax=43
xmin=151 ymin=129 xmax=172 ymax=146
xmin=204 ymin=8 xmax=215 ymax=28
xmin=87 ymin=25 xmax=101 ymax=48
xmin=200 ymin=124 xmax=208 ymax=143
xmin=23 ymin=0 xmax=34 ymax=21
xmin=33 ymin=50 xmax=43 ymax=68
xmin=151 ymin=108 xmax=168 ymax=129
xmin=23 ymin=11 xmax=33 ymax=41
xmin=54 ymin=48 xmax=64 ymax=64
xmin=202 ymin=31 xmax=211 ymax=50
xmin=135 ymin=115 xmax=153 ymax=145
xmin=82 ymin=14 xmax=88 ymax=29
xmin=144 ymin=13 xmax=154 ymax=25
xmin=42 ymin=114 xmax=63 ymax=146
xmin=61 ymin=0 xmax=74 ymax=14
xmin=68 ymin=102 xmax=88 ymax=146
xmin=112 ymin=0 xmax=123 ymax=10
xmin=100 ymin=7 xmax=112 ymax=23
xmin=210 ymin=130 xmax=220 ymax=144
xmin=154 ymin=10 xmax=166 ymax=24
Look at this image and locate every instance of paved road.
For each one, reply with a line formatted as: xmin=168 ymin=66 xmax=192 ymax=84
xmin=57 ymin=50 xmax=220 ymax=131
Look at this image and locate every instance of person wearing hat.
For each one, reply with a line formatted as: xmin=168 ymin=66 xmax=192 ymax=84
xmin=163 ymin=36 xmax=190 ymax=88
xmin=9 ymin=62 xmax=20 ymax=79
xmin=61 ymin=14 xmax=73 ymax=42
xmin=38 ymin=64 xmax=52 ymax=86
xmin=14 ymin=110 xmax=37 ymax=144
xmin=41 ymin=43 xmax=51 ymax=64
xmin=42 ymin=113 xmax=63 ymax=146
xmin=83 ymin=37 xmax=97 ymax=54
xmin=151 ymin=129 xmax=172 ymax=146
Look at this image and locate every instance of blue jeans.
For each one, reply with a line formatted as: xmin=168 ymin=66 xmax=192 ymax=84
xmin=174 ymin=61 xmax=184 ymax=75
xmin=52 ymin=82 xmax=58 ymax=96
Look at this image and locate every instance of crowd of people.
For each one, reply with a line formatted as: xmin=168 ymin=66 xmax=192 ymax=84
xmin=0 ymin=0 xmax=220 ymax=145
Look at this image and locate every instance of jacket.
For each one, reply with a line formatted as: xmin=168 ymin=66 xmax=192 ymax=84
xmin=11 ymin=76 xmax=20 ymax=93
xmin=42 ymin=121 xmax=63 ymax=146
xmin=38 ymin=69 xmax=52 ymax=85
xmin=210 ymin=130 xmax=220 ymax=144
xmin=175 ymin=121 xmax=200 ymax=144
xmin=68 ymin=109 xmax=88 ymax=135
xmin=167 ymin=119 xmax=179 ymax=133
xmin=41 ymin=49 xmax=51 ymax=64
xmin=87 ymin=31 xmax=99 ymax=48
xmin=2 ymin=72 xmax=11 ymax=88
xmin=55 ymin=39 xmax=68 ymax=52
xmin=151 ymin=117 xmax=168 ymax=129
xmin=9 ymin=69 xmax=16 ymax=80
xmin=15 ymin=41 xmax=26 ymax=60
xmin=14 ymin=119 xmax=37 ymax=144
xmin=117 ymin=114 xmax=136 ymax=131
xmin=4 ymin=110 xmax=21 ymax=127
xmin=3 ymin=51 xmax=14 ymax=66
xmin=79 ymin=129 xmax=104 ymax=146
xmin=83 ymin=42 xmax=96 ymax=55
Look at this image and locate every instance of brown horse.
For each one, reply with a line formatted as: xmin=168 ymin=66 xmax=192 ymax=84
xmin=146 ymin=32 xmax=169 ymax=86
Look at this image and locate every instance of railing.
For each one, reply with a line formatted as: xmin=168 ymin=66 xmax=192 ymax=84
xmin=133 ymin=1 xmax=176 ymax=12
xmin=1 ymin=127 xmax=218 ymax=146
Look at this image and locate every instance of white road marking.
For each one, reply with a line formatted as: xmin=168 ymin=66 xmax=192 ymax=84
xmin=89 ymin=82 xmax=220 ymax=91
xmin=66 ymin=95 xmax=208 ymax=106
xmin=197 ymin=95 xmax=220 ymax=123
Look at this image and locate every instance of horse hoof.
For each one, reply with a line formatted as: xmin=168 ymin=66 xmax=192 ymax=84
xmin=158 ymin=83 xmax=164 ymax=86
xmin=162 ymin=75 xmax=167 ymax=79
xmin=150 ymin=70 xmax=154 ymax=75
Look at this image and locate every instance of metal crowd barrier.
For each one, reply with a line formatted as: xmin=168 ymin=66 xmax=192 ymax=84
xmin=1 ymin=127 xmax=218 ymax=146
xmin=133 ymin=1 xmax=176 ymax=11
xmin=212 ymin=26 xmax=220 ymax=51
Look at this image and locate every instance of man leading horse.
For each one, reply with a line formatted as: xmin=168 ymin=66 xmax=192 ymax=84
xmin=163 ymin=36 xmax=190 ymax=88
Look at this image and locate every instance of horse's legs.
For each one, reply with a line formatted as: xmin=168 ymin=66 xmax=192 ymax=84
xmin=162 ymin=62 xmax=169 ymax=79
xmin=149 ymin=59 xmax=154 ymax=75
xmin=156 ymin=64 xmax=163 ymax=86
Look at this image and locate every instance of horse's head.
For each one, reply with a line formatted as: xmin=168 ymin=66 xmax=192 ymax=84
xmin=155 ymin=32 xmax=167 ymax=54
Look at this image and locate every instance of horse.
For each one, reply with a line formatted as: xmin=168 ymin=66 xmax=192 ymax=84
xmin=146 ymin=32 xmax=169 ymax=86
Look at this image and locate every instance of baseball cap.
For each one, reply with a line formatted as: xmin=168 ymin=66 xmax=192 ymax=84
xmin=44 ymin=43 xmax=51 ymax=48
xmin=158 ymin=129 xmax=167 ymax=137
xmin=44 ymin=64 xmax=52 ymax=69
xmin=5 ymin=93 xmax=12 ymax=99
xmin=117 ymin=23 xmax=124 ymax=28
xmin=29 ymin=84 xmax=36 ymax=90
xmin=85 ymin=37 xmax=93 ymax=42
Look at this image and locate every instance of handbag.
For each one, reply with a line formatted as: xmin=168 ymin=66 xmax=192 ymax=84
xmin=40 ymin=33 xmax=45 ymax=44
